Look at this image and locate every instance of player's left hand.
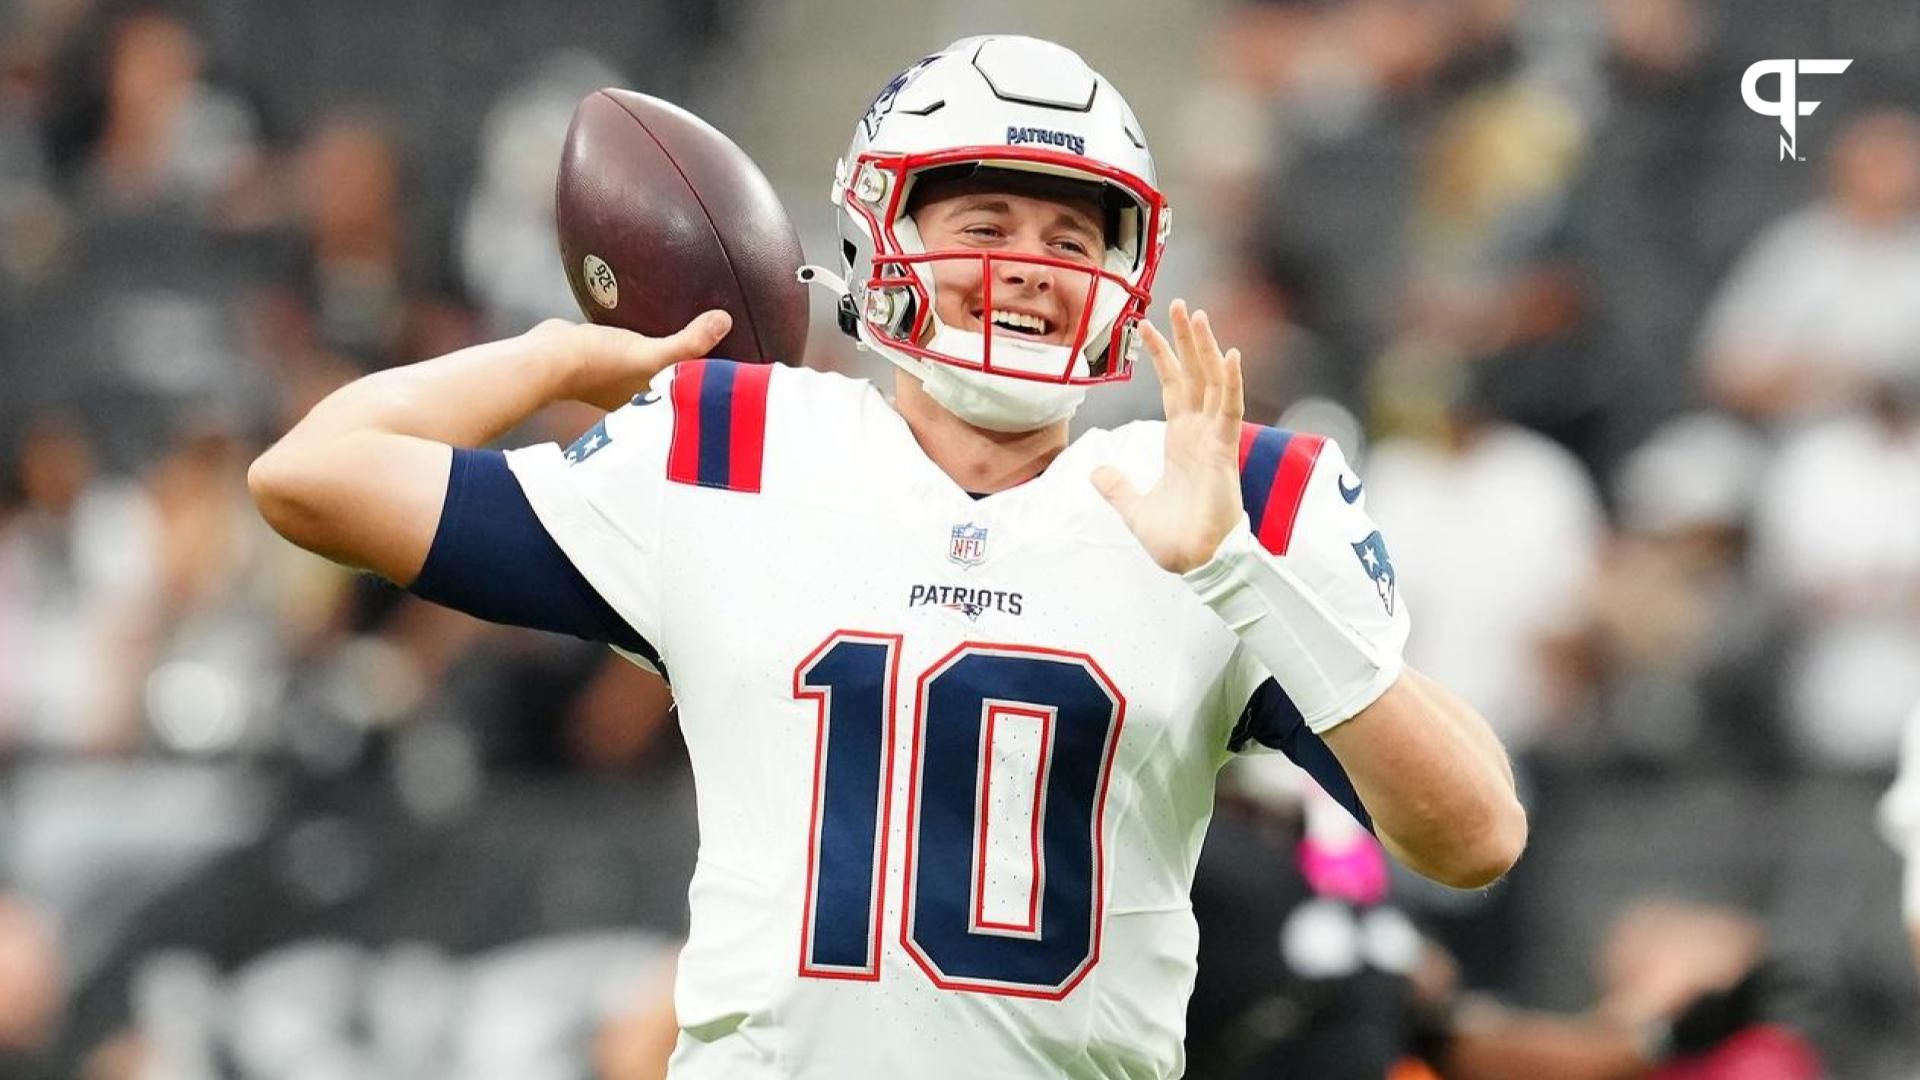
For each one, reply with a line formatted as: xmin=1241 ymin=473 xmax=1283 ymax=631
xmin=1092 ymin=299 xmax=1245 ymax=574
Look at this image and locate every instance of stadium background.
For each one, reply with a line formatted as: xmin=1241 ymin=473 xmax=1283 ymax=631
xmin=2 ymin=0 xmax=1919 ymax=1075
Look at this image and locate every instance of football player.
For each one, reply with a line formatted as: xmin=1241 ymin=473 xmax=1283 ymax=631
xmin=248 ymin=36 xmax=1524 ymax=1078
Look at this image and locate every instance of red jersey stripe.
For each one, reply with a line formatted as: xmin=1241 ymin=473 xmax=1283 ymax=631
xmin=1255 ymin=434 xmax=1323 ymax=555
xmin=727 ymin=362 xmax=774 ymax=493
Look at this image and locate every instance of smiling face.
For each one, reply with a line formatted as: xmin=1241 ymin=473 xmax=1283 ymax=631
xmin=908 ymin=180 xmax=1107 ymax=350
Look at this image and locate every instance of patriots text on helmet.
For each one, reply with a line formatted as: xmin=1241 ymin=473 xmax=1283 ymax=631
xmin=1005 ymin=125 xmax=1086 ymax=156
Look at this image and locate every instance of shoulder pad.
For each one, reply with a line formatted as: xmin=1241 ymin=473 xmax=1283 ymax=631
xmin=665 ymin=359 xmax=774 ymax=493
xmin=1237 ymin=423 xmax=1325 ymax=555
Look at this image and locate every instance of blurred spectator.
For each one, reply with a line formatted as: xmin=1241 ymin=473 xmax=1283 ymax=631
xmin=1172 ymin=1 xmax=1319 ymax=227
xmin=1250 ymin=0 xmax=1475 ymax=402
xmin=0 ymin=11 xmax=69 ymax=293
xmin=1557 ymin=0 xmax=1720 ymax=463
xmin=1751 ymin=379 xmax=1920 ymax=769
xmin=0 ymin=414 xmax=162 ymax=756
xmin=458 ymin=50 xmax=626 ymax=338
xmin=138 ymin=422 xmax=346 ymax=758
xmin=1429 ymin=902 xmax=1821 ymax=1080
xmin=1393 ymin=72 xmax=1598 ymax=463
xmin=293 ymin=113 xmax=414 ymax=364
xmin=77 ymin=7 xmax=263 ymax=219
xmin=1365 ymin=369 xmax=1605 ymax=754
xmin=1698 ymin=108 xmax=1920 ymax=423
xmin=1577 ymin=414 xmax=1786 ymax=768
xmin=0 ymin=892 xmax=64 ymax=1076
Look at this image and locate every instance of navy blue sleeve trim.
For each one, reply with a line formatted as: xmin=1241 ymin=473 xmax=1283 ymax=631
xmin=409 ymin=448 xmax=663 ymax=672
xmin=1231 ymin=678 xmax=1372 ymax=832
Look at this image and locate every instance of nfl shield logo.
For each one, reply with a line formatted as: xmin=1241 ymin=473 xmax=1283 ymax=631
xmin=948 ymin=523 xmax=989 ymax=567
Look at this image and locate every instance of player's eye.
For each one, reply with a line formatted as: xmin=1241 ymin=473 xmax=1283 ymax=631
xmin=962 ymin=224 xmax=1004 ymax=242
xmin=1051 ymin=237 xmax=1092 ymax=257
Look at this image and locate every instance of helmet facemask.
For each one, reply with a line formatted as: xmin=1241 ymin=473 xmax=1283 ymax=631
xmin=843 ymin=153 xmax=1161 ymax=391
xmin=805 ymin=35 xmax=1171 ymax=430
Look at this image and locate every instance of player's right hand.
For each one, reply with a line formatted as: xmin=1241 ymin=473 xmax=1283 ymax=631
xmin=544 ymin=309 xmax=733 ymax=411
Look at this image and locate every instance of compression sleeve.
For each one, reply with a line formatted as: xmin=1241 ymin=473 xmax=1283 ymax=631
xmin=408 ymin=448 xmax=662 ymax=671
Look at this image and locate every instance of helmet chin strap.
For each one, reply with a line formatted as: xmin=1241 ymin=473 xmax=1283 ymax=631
xmin=799 ymin=264 xmax=1083 ymax=433
xmin=909 ymin=351 xmax=1086 ymax=433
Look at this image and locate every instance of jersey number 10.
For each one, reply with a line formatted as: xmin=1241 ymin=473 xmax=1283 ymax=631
xmin=793 ymin=631 xmax=1126 ymax=999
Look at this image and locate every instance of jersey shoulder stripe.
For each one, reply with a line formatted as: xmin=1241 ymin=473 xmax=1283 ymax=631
xmin=1237 ymin=423 xmax=1324 ymax=556
xmin=666 ymin=359 xmax=774 ymax=492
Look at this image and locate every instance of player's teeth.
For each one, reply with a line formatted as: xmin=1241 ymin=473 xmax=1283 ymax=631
xmin=989 ymin=311 xmax=1046 ymax=334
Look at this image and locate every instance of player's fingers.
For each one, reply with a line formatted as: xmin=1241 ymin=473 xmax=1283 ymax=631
xmin=1169 ymin=299 xmax=1201 ymax=380
xmin=1140 ymin=320 xmax=1185 ymax=409
xmin=1190 ymin=309 xmax=1225 ymax=412
xmin=1090 ymin=465 xmax=1143 ymax=522
xmin=1223 ymin=348 xmax=1245 ymax=426
xmin=665 ymin=309 xmax=733 ymax=357
xmin=1191 ymin=309 xmax=1226 ymax=380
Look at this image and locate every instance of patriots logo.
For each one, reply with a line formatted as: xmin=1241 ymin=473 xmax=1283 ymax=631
xmin=1351 ymin=530 xmax=1396 ymax=615
xmin=860 ymin=54 xmax=938 ymax=139
xmin=944 ymin=599 xmax=987 ymax=620
xmin=564 ymin=420 xmax=611 ymax=465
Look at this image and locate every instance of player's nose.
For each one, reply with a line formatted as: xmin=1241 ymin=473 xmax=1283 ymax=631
xmin=993 ymin=243 xmax=1053 ymax=292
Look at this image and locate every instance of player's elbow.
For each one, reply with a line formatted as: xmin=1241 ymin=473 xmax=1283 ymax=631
xmin=1432 ymin=796 xmax=1528 ymax=890
xmin=248 ymin=443 xmax=330 ymax=551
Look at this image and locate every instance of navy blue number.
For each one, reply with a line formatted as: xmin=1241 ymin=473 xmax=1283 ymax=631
xmin=793 ymin=633 xmax=900 ymax=979
xmin=904 ymin=646 xmax=1124 ymax=997
xmin=794 ymin=635 xmax=1124 ymax=999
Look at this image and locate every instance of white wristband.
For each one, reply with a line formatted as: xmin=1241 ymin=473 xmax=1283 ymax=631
xmin=1183 ymin=521 xmax=1403 ymax=734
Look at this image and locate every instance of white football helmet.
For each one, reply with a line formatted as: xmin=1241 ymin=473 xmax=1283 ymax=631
xmin=801 ymin=36 xmax=1170 ymax=431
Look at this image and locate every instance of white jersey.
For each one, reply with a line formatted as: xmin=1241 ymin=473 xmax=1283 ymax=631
xmin=504 ymin=360 xmax=1407 ymax=1079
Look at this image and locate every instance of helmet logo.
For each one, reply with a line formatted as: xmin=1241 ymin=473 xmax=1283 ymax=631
xmin=860 ymin=55 xmax=939 ymax=140
xmin=1006 ymin=126 xmax=1085 ymax=156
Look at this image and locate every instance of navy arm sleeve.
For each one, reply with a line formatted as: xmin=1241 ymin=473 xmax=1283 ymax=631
xmin=408 ymin=448 xmax=662 ymax=671
xmin=1230 ymin=679 xmax=1373 ymax=832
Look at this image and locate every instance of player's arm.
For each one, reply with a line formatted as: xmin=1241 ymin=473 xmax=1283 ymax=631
xmin=248 ymin=312 xmax=729 ymax=583
xmin=1094 ymin=301 xmax=1524 ymax=889
xmin=1323 ymin=670 xmax=1518 ymax=885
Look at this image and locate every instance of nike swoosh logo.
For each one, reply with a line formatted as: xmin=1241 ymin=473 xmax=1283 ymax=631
xmin=1338 ymin=475 xmax=1363 ymax=504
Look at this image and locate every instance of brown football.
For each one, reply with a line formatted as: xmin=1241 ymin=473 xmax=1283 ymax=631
xmin=556 ymin=89 xmax=808 ymax=365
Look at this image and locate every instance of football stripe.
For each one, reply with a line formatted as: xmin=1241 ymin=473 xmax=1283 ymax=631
xmin=727 ymin=362 xmax=773 ymax=493
xmin=666 ymin=360 xmax=707 ymax=486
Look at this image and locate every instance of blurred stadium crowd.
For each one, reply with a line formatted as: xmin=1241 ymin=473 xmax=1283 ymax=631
xmin=1 ymin=0 xmax=1919 ymax=1076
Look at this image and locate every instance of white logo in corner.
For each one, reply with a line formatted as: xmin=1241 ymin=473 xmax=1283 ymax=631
xmin=1742 ymin=59 xmax=1852 ymax=161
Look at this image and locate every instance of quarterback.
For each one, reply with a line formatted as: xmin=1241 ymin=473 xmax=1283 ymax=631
xmin=249 ymin=36 xmax=1524 ymax=1079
